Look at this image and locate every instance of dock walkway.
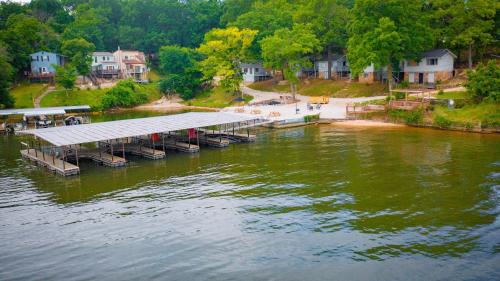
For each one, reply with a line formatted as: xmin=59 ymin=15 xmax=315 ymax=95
xmin=21 ymin=149 xmax=80 ymax=176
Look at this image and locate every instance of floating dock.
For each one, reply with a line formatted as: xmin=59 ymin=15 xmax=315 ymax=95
xmin=18 ymin=112 xmax=264 ymax=176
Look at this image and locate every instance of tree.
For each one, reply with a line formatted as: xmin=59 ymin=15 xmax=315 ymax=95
xmin=198 ymin=27 xmax=257 ymax=97
xmin=158 ymin=46 xmax=195 ymax=75
xmin=61 ymin=38 xmax=95 ymax=81
xmin=347 ymin=0 xmax=434 ymax=89
xmin=0 ymin=44 xmax=14 ymax=109
xmin=295 ymin=0 xmax=351 ymax=79
xmin=62 ymin=4 xmax=106 ymax=50
xmin=55 ymin=65 xmax=77 ymax=95
xmin=231 ymin=0 xmax=295 ymax=59
xmin=431 ymin=0 xmax=496 ymax=68
xmin=260 ymin=24 xmax=320 ymax=100
xmin=0 ymin=14 xmax=43 ymax=77
xmin=465 ymin=60 xmax=500 ymax=103
xmin=220 ymin=0 xmax=256 ymax=26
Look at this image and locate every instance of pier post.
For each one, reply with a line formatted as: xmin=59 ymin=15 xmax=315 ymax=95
xmin=122 ymin=140 xmax=125 ymax=160
xmin=162 ymin=134 xmax=166 ymax=152
xmin=75 ymin=145 xmax=79 ymax=167
xmin=247 ymin=121 xmax=250 ymax=138
xmin=152 ymin=136 xmax=155 ymax=155
xmin=196 ymin=129 xmax=200 ymax=147
xmin=110 ymin=140 xmax=114 ymax=162
xmin=232 ymin=123 xmax=235 ymax=136
xmin=62 ymin=147 xmax=66 ymax=170
xmin=219 ymin=125 xmax=222 ymax=143
xmin=52 ymin=147 xmax=55 ymax=165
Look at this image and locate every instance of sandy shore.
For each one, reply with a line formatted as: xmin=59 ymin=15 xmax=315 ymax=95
xmin=330 ymin=120 xmax=405 ymax=127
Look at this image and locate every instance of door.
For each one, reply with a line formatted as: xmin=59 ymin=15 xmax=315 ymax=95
xmin=409 ymin=73 xmax=415 ymax=83
xmin=418 ymin=73 xmax=424 ymax=84
xmin=428 ymin=72 xmax=435 ymax=83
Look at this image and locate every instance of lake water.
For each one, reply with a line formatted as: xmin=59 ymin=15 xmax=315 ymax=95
xmin=1 ymin=114 xmax=499 ymax=280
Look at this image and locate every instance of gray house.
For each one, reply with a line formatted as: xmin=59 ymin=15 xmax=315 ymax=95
xmin=241 ymin=62 xmax=271 ymax=83
xmin=315 ymin=54 xmax=350 ymax=79
xmin=29 ymin=51 xmax=65 ymax=81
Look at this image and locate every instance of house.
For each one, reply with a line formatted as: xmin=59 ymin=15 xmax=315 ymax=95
xmin=403 ymin=49 xmax=456 ymax=85
xmin=113 ymin=48 xmax=149 ymax=81
xmin=29 ymin=51 xmax=65 ymax=81
xmin=241 ymin=62 xmax=271 ymax=83
xmin=92 ymin=52 xmax=119 ymax=78
xmin=358 ymin=63 xmax=386 ymax=84
xmin=315 ymin=54 xmax=350 ymax=79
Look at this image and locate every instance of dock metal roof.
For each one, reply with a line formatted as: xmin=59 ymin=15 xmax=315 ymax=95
xmin=0 ymin=105 xmax=91 ymax=116
xmin=19 ymin=112 xmax=260 ymax=146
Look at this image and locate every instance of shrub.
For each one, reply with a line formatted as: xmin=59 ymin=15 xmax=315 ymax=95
xmin=404 ymin=109 xmax=423 ymax=124
xmin=101 ymin=80 xmax=148 ymax=109
xmin=434 ymin=115 xmax=452 ymax=128
xmin=388 ymin=109 xmax=422 ymax=125
xmin=304 ymin=114 xmax=319 ymax=123
xmin=465 ymin=60 xmax=500 ymax=103
xmin=399 ymin=80 xmax=409 ymax=88
xmin=438 ymin=90 xmax=444 ymax=96
xmin=394 ymin=91 xmax=405 ymax=100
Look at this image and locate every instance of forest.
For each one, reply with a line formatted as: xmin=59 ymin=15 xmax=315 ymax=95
xmin=0 ymin=0 xmax=498 ymax=108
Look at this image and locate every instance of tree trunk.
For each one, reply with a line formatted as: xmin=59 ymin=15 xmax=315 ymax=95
xmin=327 ymin=46 xmax=332 ymax=80
xmin=468 ymin=44 xmax=473 ymax=69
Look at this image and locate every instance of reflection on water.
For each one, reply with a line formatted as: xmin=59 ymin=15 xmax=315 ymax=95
xmin=0 ymin=123 xmax=499 ymax=280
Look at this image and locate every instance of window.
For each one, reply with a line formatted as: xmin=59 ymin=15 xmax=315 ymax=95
xmin=250 ymin=68 xmax=253 ymax=74
xmin=363 ymin=72 xmax=368 ymax=78
xmin=94 ymin=57 xmax=97 ymax=63
xmin=125 ymin=56 xmax=129 ymax=59
xmin=46 ymin=56 xmax=49 ymax=62
xmin=243 ymin=68 xmax=248 ymax=73
xmin=426 ymin=58 xmax=438 ymax=65
xmin=255 ymin=68 xmax=259 ymax=73
xmin=41 ymin=56 xmax=44 ymax=62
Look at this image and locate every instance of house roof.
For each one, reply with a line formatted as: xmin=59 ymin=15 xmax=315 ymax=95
xmin=19 ymin=112 xmax=260 ymax=146
xmin=123 ymin=59 xmax=146 ymax=64
xmin=93 ymin=51 xmax=114 ymax=56
xmin=422 ymin=49 xmax=457 ymax=59
xmin=30 ymin=51 xmax=64 ymax=57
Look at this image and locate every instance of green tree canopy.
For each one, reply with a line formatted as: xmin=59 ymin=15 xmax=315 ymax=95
xmin=231 ymin=0 xmax=295 ymax=59
xmin=466 ymin=60 xmax=500 ymax=103
xmin=347 ymin=0 xmax=434 ymax=81
xmin=260 ymin=24 xmax=320 ymax=98
xmin=0 ymin=44 xmax=14 ymax=109
xmin=295 ymin=0 xmax=351 ymax=79
xmin=431 ymin=0 xmax=496 ymax=68
xmin=198 ymin=27 xmax=257 ymax=96
xmin=61 ymin=37 xmax=95 ymax=77
xmin=0 ymin=14 xmax=45 ymax=77
xmin=55 ymin=65 xmax=77 ymax=94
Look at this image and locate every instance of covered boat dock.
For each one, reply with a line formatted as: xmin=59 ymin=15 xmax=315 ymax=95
xmin=18 ymin=112 xmax=262 ymax=176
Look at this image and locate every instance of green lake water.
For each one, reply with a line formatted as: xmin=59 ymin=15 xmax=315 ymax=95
xmin=0 ymin=112 xmax=499 ymax=280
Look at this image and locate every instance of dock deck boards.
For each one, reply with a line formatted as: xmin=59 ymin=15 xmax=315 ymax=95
xmin=21 ymin=149 xmax=80 ymax=176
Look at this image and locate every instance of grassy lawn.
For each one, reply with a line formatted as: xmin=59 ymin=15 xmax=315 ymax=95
xmin=40 ymin=83 xmax=162 ymax=110
xmin=248 ymin=79 xmax=387 ymax=97
xmin=184 ymin=86 xmax=253 ymax=108
xmin=40 ymin=88 xmax=108 ymax=109
xmin=10 ymin=83 xmax=48 ymax=108
xmin=431 ymin=102 xmax=500 ymax=126
xmin=435 ymin=91 xmax=469 ymax=100
xmin=247 ymin=80 xmax=291 ymax=93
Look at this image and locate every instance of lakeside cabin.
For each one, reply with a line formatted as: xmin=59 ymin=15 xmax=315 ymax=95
xmin=113 ymin=49 xmax=149 ymax=81
xmin=315 ymin=54 xmax=350 ymax=79
xmin=92 ymin=52 xmax=120 ymax=78
xmin=241 ymin=63 xmax=272 ymax=83
xmin=28 ymin=51 xmax=65 ymax=82
xmin=403 ymin=49 xmax=457 ymax=86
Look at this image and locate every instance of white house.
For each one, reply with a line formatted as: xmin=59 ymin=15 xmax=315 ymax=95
xmin=241 ymin=62 xmax=271 ymax=83
xmin=315 ymin=54 xmax=349 ymax=79
xmin=404 ymin=49 xmax=456 ymax=84
xmin=92 ymin=52 xmax=119 ymax=78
